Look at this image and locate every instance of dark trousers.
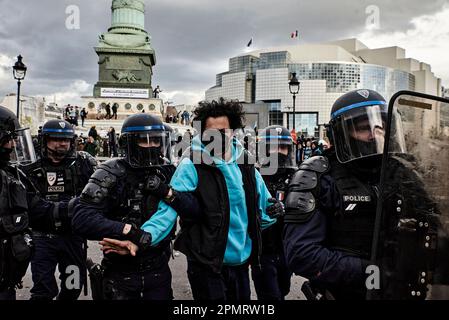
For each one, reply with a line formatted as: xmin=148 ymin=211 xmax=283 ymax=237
xmin=187 ymin=260 xmax=251 ymax=301
xmin=0 ymin=288 xmax=16 ymax=301
xmin=109 ymin=143 xmax=118 ymax=157
xmin=30 ymin=233 xmax=86 ymax=300
xmin=251 ymin=253 xmax=292 ymax=300
xmin=102 ymin=260 xmax=172 ymax=300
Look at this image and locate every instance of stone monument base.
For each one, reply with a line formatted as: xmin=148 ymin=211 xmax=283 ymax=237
xmin=81 ymin=96 xmax=163 ymax=120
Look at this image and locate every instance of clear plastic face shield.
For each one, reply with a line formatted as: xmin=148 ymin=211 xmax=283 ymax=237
xmin=331 ymin=102 xmax=405 ymax=163
xmin=9 ymin=128 xmax=37 ymax=165
xmin=126 ymin=130 xmax=172 ymax=167
xmin=258 ymin=131 xmax=295 ymax=169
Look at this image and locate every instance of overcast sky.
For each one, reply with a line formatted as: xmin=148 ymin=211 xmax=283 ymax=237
xmin=0 ymin=0 xmax=448 ymax=106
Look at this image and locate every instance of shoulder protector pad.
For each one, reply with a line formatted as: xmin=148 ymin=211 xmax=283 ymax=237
xmin=99 ymin=159 xmax=127 ymax=178
xmin=80 ymin=181 xmax=109 ymax=205
xmin=79 ymin=160 xmax=125 ymax=205
xmin=298 ymin=156 xmax=330 ymax=173
xmin=88 ymin=168 xmax=117 ymax=189
xmin=289 ymin=170 xmax=318 ymax=191
xmin=284 ymin=191 xmax=316 ymax=224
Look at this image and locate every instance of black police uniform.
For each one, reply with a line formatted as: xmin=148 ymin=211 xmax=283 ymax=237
xmin=75 ymin=159 xmax=175 ymax=300
xmin=0 ymin=165 xmax=33 ymax=300
xmin=283 ymin=90 xmax=388 ymax=300
xmin=72 ymin=114 xmax=200 ymax=300
xmin=252 ymin=125 xmax=295 ymax=300
xmin=0 ymin=106 xmax=66 ymax=300
xmin=21 ymin=120 xmax=97 ymax=300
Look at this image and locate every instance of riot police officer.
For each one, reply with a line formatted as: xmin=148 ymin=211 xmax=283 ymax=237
xmin=0 ymin=106 xmax=34 ymax=300
xmin=0 ymin=106 xmax=74 ymax=300
xmin=252 ymin=125 xmax=296 ymax=300
xmin=72 ymin=114 xmax=200 ymax=300
xmin=283 ymin=89 xmax=391 ymax=300
xmin=21 ymin=119 xmax=97 ymax=300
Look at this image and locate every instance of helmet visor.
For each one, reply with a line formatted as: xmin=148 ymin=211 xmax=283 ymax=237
xmin=126 ymin=131 xmax=172 ymax=167
xmin=258 ymin=128 xmax=295 ymax=169
xmin=10 ymin=128 xmax=37 ymax=165
xmin=332 ymin=103 xmax=406 ymax=163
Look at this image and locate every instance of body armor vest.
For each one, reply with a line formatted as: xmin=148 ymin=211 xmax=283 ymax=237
xmin=25 ymin=157 xmax=83 ymax=202
xmin=102 ymin=163 xmax=175 ymax=269
xmin=0 ymin=167 xmax=32 ymax=289
xmin=326 ymin=158 xmax=379 ymax=259
xmin=107 ymin=165 xmax=174 ymax=229
xmin=261 ymin=166 xmax=296 ymax=255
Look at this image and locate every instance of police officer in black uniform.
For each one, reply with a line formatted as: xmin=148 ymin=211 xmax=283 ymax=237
xmin=252 ymin=125 xmax=296 ymax=300
xmin=21 ymin=119 xmax=97 ymax=300
xmin=0 ymin=106 xmax=34 ymax=300
xmin=1 ymin=106 xmax=72 ymax=300
xmin=283 ymin=89 xmax=391 ymax=300
xmin=73 ymin=113 xmax=200 ymax=300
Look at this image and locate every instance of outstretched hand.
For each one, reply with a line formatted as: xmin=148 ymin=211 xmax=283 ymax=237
xmin=100 ymin=238 xmax=139 ymax=256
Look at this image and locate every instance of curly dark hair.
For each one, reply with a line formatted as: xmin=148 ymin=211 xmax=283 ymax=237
xmin=193 ymin=98 xmax=245 ymax=132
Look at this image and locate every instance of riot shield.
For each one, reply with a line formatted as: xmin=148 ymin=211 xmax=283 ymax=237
xmin=370 ymin=91 xmax=449 ymax=300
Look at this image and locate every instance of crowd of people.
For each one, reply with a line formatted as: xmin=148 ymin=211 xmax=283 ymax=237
xmin=95 ymin=103 xmax=118 ymax=120
xmin=295 ymin=136 xmax=329 ymax=163
xmin=165 ymin=110 xmax=192 ymax=125
xmin=0 ymin=88 xmax=446 ymax=302
xmin=74 ymin=126 xmax=122 ymax=158
xmin=64 ymin=105 xmax=89 ymax=127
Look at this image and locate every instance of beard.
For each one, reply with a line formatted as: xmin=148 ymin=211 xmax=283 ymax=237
xmin=47 ymin=147 xmax=71 ymax=161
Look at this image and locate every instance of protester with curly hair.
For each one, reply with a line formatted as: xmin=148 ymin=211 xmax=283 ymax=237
xmin=101 ymin=98 xmax=284 ymax=301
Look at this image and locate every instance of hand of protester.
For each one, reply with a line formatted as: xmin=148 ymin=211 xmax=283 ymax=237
xmin=266 ymin=198 xmax=285 ymax=219
xmin=145 ymin=175 xmax=170 ymax=199
xmin=100 ymin=238 xmax=139 ymax=256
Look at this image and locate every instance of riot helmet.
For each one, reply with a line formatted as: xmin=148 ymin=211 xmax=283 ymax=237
xmin=0 ymin=105 xmax=36 ymax=166
xmin=120 ymin=113 xmax=172 ymax=168
xmin=328 ymin=89 xmax=392 ymax=163
xmin=258 ymin=125 xmax=295 ymax=168
xmin=40 ymin=119 xmax=76 ymax=162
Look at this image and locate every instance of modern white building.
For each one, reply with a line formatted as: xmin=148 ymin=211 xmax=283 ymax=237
xmin=206 ymin=38 xmax=443 ymax=138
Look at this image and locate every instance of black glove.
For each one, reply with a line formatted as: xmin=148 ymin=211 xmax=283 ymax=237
xmin=125 ymin=225 xmax=152 ymax=251
xmin=145 ymin=175 xmax=170 ymax=199
xmin=266 ymin=198 xmax=285 ymax=219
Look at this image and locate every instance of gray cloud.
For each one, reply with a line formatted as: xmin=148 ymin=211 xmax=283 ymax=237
xmin=0 ymin=0 xmax=447 ymax=104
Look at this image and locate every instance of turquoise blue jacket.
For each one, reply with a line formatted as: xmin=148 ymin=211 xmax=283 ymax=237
xmin=141 ymin=136 xmax=276 ymax=266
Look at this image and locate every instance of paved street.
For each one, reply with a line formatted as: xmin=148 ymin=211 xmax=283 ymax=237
xmin=17 ymin=241 xmax=306 ymax=300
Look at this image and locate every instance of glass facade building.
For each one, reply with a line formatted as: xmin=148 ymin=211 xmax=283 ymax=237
xmin=206 ymin=40 xmax=442 ymax=138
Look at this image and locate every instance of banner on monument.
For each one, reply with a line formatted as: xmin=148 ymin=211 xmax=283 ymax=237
xmin=100 ymin=88 xmax=150 ymax=99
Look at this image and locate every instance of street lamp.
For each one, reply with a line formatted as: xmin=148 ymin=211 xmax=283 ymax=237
xmin=288 ymin=72 xmax=300 ymax=131
xmin=12 ymin=55 xmax=27 ymax=120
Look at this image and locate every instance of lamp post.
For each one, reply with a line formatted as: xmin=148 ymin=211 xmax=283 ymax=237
xmin=288 ymin=72 xmax=300 ymax=131
xmin=12 ymin=55 xmax=27 ymax=120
